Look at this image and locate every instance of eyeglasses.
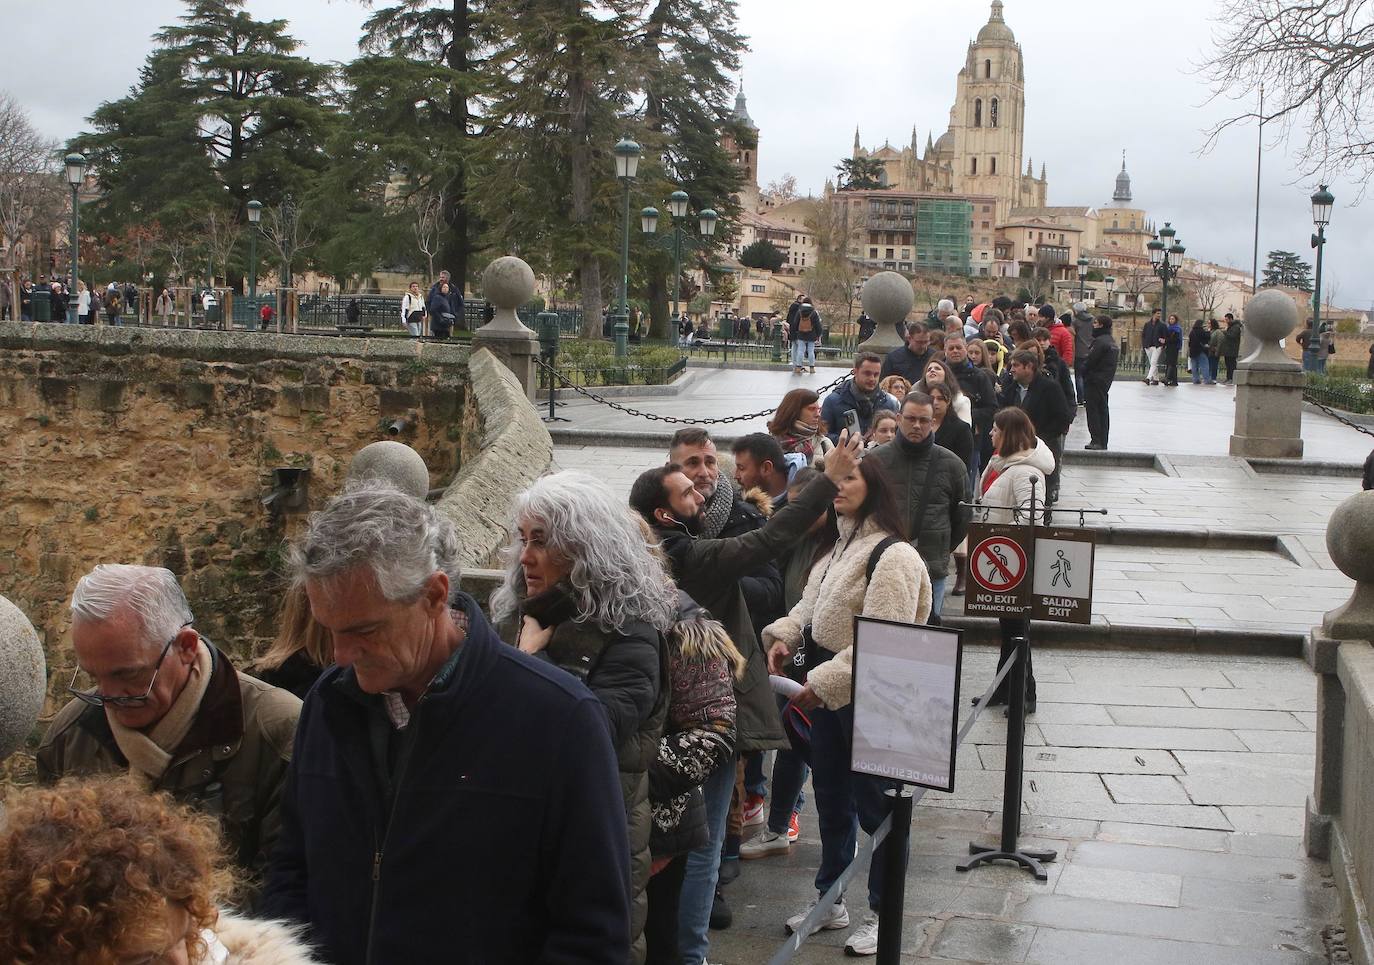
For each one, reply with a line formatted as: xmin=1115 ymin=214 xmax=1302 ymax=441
xmin=901 ymin=416 xmax=935 ymax=427
xmin=67 ymin=624 xmax=189 ymax=708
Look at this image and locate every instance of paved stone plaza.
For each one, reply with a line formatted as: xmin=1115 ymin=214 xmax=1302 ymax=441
xmin=549 ymin=364 xmax=1368 ymax=963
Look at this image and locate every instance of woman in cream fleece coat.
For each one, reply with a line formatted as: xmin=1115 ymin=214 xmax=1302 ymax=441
xmin=762 ymin=457 xmax=931 ymax=956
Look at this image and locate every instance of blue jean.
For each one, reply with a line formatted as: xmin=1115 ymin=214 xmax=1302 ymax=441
xmin=810 ymin=705 xmax=903 ymax=911
xmin=1190 ymin=353 xmax=1207 ymax=383
xmin=678 ymin=752 xmax=736 ymax=962
xmin=792 ymin=338 xmax=815 ymax=368
xmin=929 ymin=576 xmax=948 ymax=623
xmin=743 ymin=751 xmax=767 ymax=799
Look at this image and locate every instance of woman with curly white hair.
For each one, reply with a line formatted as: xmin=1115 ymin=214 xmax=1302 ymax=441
xmin=491 ymin=470 xmax=676 ymax=965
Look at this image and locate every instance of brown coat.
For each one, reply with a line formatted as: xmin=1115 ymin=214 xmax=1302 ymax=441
xmin=35 ymin=643 xmax=300 ymax=887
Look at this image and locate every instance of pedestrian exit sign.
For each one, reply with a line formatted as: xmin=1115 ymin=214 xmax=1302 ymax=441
xmin=1030 ymin=527 xmax=1095 ymax=625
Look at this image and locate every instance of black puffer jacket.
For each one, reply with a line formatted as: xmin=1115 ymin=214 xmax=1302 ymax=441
xmin=521 ymin=585 xmax=667 ymax=965
xmin=649 ymin=597 xmax=737 ymax=859
xmin=652 ymin=472 xmax=841 ymax=753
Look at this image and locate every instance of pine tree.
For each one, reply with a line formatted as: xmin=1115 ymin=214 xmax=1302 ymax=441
xmin=739 ymin=240 xmax=785 ymax=272
xmin=835 ymin=156 xmax=888 ymax=190
xmin=1261 ymin=250 xmax=1314 ymax=292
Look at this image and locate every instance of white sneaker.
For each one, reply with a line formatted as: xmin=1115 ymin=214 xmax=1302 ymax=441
xmin=740 ymin=829 xmax=790 ymax=859
xmin=784 ymin=897 xmax=849 ymax=936
xmin=844 ymin=913 xmax=880 ymax=956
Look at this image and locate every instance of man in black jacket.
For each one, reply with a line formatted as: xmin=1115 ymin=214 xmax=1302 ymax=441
xmin=879 ymin=322 xmax=934 ymax=384
xmin=264 ymin=487 xmax=629 ymax=964
xmin=629 ymin=434 xmax=860 ymax=965
xmin=1220 ymin=313 xmax=1244 ymax=384
xmin=1082 ymin=315 xmax=1121 ymax=450
xmin=1141 ymin=309 xmax=1166 ymax=385
xmin=942 ymin=334 xmax=997 ymax=480
xmin=999 ymin=349 xmax=1072 ymax=503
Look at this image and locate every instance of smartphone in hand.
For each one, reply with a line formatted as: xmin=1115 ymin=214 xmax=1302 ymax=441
xmin=843 ymin=408 xmax=862 ymax=439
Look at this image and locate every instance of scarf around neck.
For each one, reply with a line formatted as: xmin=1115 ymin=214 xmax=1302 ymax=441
xmin=702 ymin=476 xmax=736 ymax=539
xmin=108 ymin=639 xmax=213 ymax=788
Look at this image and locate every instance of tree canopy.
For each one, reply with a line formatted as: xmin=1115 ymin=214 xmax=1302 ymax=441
xmin=739 ymin=239 xmax=785 ymax=272
xmin=835 ymin=156 xmax=888 ymax=191
xmin=1261 ymin=249 xmax=1314 ymax=291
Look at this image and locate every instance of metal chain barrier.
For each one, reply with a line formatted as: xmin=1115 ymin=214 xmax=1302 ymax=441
xmin=534 ymin=356 xmax=851 ymax=426
xmin=1304 ymin=393 xmax=1374 ymax=438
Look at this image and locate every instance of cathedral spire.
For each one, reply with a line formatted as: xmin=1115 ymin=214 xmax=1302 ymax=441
xmin=853 ymin=126 xmax=861 ymax=154
xmin=1040 ymin=162 xmax=1046 ymax=180
xmin=1026 ymin=157 xmax=1033 ymax=177
xmin=1113 ymin=150 xmax=1133 ymax=204
xmin=911 ymin=125 xmax=919 ymax=150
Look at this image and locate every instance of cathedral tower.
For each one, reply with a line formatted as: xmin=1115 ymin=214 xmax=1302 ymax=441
xmin=947 ymin=1 xmax=1028 ymax=223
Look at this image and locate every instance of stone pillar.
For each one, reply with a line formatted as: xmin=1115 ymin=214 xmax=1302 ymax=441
xmin=472 ymin=256 xmax=541 ymax=401
xmin=1305 ymin=490 xmax=1374 ymax=964
xmin=1229 ymin=289 xmax=1304 ymax=459
xmin=856 ymin=271 xmax=915 ymax=355
xmin=0 ymin=594 xmax=47 ymax=765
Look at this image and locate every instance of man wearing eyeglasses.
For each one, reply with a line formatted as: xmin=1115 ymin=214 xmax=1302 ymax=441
xmin=35 ymin=563 xmax=301 ymax=885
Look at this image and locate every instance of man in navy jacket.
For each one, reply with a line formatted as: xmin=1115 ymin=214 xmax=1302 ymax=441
xmin=263 ymin=487 xmax=630 ymax=964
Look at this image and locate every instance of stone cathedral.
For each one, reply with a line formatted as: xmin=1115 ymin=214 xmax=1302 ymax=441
xmin=849 ymin=1 xmax=1047 ymax=224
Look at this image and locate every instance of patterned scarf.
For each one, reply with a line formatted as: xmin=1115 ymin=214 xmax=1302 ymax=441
xmin=778 ymin=422 xmax=820 ymax=460
xmin=701 ymin=476 xmax=736 ymax=539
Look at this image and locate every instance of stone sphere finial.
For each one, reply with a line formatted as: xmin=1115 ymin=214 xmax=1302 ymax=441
xmin=1322 ymin=490 xmax=1374 ymax=638
xmin=857 ymin=271 xmax=915 ymax=353
xmin=346 ymin=441 xmax=430 ymax=500
xmin=0 ymin=594 xmax=46 ymax=763
xmin=477 ymin=256 xmax=536 ymax=336
xmin=1241 ymin=289 xmax=1300 ymax=366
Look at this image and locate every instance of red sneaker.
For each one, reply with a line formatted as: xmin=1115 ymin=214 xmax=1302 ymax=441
xmin=743 ymin=793 xmax=766 ymax=827
xmin=787 ymin=812 xmax=801 ymax=843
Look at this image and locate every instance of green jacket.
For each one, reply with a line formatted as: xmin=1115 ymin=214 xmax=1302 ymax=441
xmin=653 ymin=472 xmax=840 ymax=752
xmin=868 ymin=435 xmax=971 ymax=579
xmin=36 ymin=642 xmax=300 ymax=891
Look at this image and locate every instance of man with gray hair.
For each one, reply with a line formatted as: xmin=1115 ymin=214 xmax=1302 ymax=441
xmin=263 ymin=485 xmax=630 ymax=963
xmin=37 ymin=564 xmax=301 ymax=880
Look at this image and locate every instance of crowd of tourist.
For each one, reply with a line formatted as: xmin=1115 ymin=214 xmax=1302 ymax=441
xmin=0 ymin=295 xmax=1126 ymax=964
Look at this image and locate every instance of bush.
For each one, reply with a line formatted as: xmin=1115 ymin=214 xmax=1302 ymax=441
xmin=1305 ymin=373 xmax=1374 ymax=414
xmin=553 ymin=341 xmax=685 ymax=386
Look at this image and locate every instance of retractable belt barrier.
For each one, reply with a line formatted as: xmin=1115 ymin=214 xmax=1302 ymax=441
xmin=768 ymin=649 xmax=1021 ymax=965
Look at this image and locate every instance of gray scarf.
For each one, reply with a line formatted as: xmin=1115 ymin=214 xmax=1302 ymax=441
xmin=702 ymin=477 xmax=736 ymax=539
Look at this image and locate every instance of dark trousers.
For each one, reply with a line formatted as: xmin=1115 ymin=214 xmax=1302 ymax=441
xmin=644 ymin=853 xmax=688 ymax=965
xmin=1085 ymin=381 xmax=1110 ymax=447
xmin=991 ymin=617 xmax=1036 ymax=704
xmin=811 ymin=705 xmax=903 ymax=911
xmin=764 ymin=695 xmax=808 ymax=833
xmin=1223 ymin=355 xmax=1238 ymax=381
xmin=1163 ymin=346 xmax=1180 ymax=384
xmin=1043 ymin=433 xmax=1064 ymax=503
xmin=1073 ymin=357 xmax=1086 ymax=401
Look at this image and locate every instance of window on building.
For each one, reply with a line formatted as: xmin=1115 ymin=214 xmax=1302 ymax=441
xmin=974 ymin=98 xmax=982 ymax=127
xmin=750 ymin=284 xmax=765 ymax=293
xmin=1026 ymin=247 xmax=1032 ymax=256
xmin=901 ymin=249 xmax=911 ymax=259
xmin=985 ymin=59 xmax=992 ymax=78
xmin=1112 ymin=220 xmax=1119 ymax=229
xmin=983 ymin=205 xmax=991 ymax=213
xmin=990 ymin=157 xmax=997 ymax=174
xmin=869 ymin=247 xmax=878 ymax=258
xmin=885 ymin=248 xmax=895 ymax=258
xmin=899 ymin=262 xmax=912 ymax=272
xmin=982 ymin=220 xmax=990 ymax=228
xmin=971 ymin=157 xmax=978 ymax=175
xmin=980 ymin=251 xmax=990 ymax=259
xmin=990 ymin=98 xmax=999 ymax=128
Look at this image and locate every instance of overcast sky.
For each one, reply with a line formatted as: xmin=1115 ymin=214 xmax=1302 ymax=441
xmin=10 ymin=0 xmax=1370 ymax=308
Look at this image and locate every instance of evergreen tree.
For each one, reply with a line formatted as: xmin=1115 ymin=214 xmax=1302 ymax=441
xmin=72 ymin=0 xmax=332 ymax=271
xmin=835 ymin=156 xmax=888 ymax=190
xmin=1261 ymin=249 xmax=1314 ymax=291
xmin=739 ymin=239 xmax=785 ymax=272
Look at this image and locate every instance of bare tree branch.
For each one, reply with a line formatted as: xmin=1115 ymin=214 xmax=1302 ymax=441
xmin=0 ymin=91 xmax=65 ymax=271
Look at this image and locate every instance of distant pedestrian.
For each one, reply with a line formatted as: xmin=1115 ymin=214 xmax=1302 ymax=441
xmin=856 ymin=311 xmax=876 ymax=343
xmin=1071 ymin=302 xmax=1094 ymax=400
xmin=401 ymin=281 xmax=425 ymax=338
xmin=1207 ymin=319 xmax=1225 ymax=384
xmin=1040 ymin=303 xmax=1074 ymax=366
xmin=998 ymin=349 xmax=1072 ymax=504
xmin=427 ymin=268 xmax=463 ymax=330
xmin=789 ymin=303 xmax=820 ymax=374
xmin=76 ymin=282 xmax=91 ymax=325
xmin=1141 ymin=308 xmax=1166 ymax=384
xmin=1082 ymin=315 xmax=1120 ymax=450
xmin=1189 ymin=319 xmax=1212 ymax=384
xmin=156 ymin=288 xmax=174 ymax=326
xmin=427 ymin=281 xmax=455 ymax=339
xmin=1221 ymin=313 xmax=1244 ymax=383
xmin=1163 ymin=314 xmax=1183 ymax=386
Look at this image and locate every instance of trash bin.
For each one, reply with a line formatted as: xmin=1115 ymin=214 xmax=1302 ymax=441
xmin=31 ymin=289 xmax=51 ymax=322
xmin=206 ymin=303 xmax=221 ymax=325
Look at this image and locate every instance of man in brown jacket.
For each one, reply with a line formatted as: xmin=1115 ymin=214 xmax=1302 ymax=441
xmin=36 ymin=564 xmax=300 ymax=886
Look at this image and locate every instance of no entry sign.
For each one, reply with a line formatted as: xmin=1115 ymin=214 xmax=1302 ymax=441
xmin=964 ymin=524 xmax=1032 ymax=616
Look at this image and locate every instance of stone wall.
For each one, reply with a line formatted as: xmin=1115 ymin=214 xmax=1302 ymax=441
xmin=0 ymin=323 xmax=473 ymax=721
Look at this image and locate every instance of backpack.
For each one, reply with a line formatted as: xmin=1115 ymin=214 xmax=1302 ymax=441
xmin=798 ymin=311 xmax=813 ymax=334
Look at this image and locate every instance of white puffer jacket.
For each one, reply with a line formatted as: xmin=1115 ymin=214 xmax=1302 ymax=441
xmin=762 ymin=516 xmax=932 ymax=710
xmin=975 ymin=438 xmax=1056 ymax=525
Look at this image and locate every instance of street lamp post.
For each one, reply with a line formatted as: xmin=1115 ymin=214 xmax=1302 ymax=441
xmin=1306 ymin=184 xmax=1334 ymax=374
xmin=1148 ymin=221 xmax=1185 ymax=338
xmin=64 ymin=153 xmax=86 ymax=323
xmin=1104 ymin=275 xmax=1116 ymax=308
xmin=612 ymin=137 xmax=641 ymax=358
xmin=246 ymin=199 xmax=262 ymax=300
xmin=668 ymin=190 xmax=689 ymax=328
xmin=1076 ymin=256 xmax=1088 ymax=302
